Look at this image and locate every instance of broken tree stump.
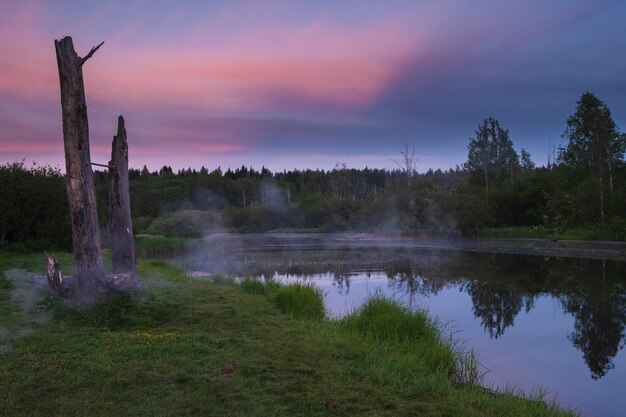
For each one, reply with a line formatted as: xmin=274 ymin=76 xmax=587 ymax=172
xmin=109 ymin=116 xmax=138 ymax=282
xmin=55 ymin=36 xmax=107 ymax=303
xmin=44 ymin=251 xmax=64 ymax=295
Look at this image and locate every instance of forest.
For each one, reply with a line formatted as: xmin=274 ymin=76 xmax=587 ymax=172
xmin=1 ymin=92 xmax=625 ymax=249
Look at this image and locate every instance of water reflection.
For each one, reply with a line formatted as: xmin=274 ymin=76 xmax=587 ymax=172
xmin=185 ymin=239 xmax=626 ymax=382
xmin=560 ymin=261 xmax=626 ymax=380
xmin=383 ymin=256 xmax=446 ymax=308
xmin=463 ymin=281 xmax=535 ymax=339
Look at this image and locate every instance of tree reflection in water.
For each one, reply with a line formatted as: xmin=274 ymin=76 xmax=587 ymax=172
xmin=463 ymin=281 xmax=535 ymax=339
xmin=332 ymin=271 xmax=351 ymax=295
xmin=559 ymin=261 xmax=626 ymax=379
xmin=383 ymin=256 xmax=448 ymax=309
xmin=375 ymin=252 xmax=625 ymax=379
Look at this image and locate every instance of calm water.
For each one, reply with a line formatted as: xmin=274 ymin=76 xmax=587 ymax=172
xmin=181 ymin=233 xmax=626 ymax=417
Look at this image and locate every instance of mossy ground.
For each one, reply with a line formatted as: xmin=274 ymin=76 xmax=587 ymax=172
xmin=0 ymin=252 xmax=577 ymax=417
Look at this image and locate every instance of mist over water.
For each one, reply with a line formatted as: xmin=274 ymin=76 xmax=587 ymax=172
xmin=178 ymin=233 xmax=626 ymax=417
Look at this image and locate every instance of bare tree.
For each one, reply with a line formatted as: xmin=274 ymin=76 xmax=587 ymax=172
xmin=392 ymin=142 xmax=418 ymax=193
xmin=393 ymin=143 xmax=418 ymax=210
xmin=109 ymin=116 xmax=137 ymax=278
xmin=55 ymin=36 xmax=107 ymax=303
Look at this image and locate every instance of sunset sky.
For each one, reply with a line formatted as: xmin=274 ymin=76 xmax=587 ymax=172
xmin=1 ymin=0 xmax=625 ymax=172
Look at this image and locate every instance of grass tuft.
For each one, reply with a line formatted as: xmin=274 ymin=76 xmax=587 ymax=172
xmin=343 ymin=296 xmax=456 ymax=377
xmin=240 ymin=277 xmax=268 ymax=295
xmin=239 ymin=277 xmax=281 ymax=295
xmin=270 ymin=283 xmax=325 ymax=320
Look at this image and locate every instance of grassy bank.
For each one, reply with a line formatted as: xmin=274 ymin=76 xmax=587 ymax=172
xmin=0 ymin=254 xmax=577 ymax=417
xmin=481 ymin=226 xmax=626 ymax=241
xmin=134 ymin=235 xmax=202 ymax=258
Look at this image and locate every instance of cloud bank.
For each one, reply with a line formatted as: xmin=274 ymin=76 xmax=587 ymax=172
xmin=1 ymin=0 xmax=624 ymax=171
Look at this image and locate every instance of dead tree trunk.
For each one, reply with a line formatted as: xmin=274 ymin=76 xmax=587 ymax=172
xmin=109 ymin=116 xmax=137 ymax=278
xmin=55 ymin=36 xmax=107 ymax=303
xmin=44 ymin=251 xmax=64 ymax=295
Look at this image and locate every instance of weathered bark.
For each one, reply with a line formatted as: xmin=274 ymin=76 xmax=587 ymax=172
xmin=55 ymin=36 xmax=107 ymax=303
xmin=44 ymin=251 xmax=64 ymax=295
xmin=109 ymin=116 xmax=137 ymax=279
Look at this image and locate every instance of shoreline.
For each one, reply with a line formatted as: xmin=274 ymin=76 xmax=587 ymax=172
xmin=199 ymin=232 xmax=626 ymax=262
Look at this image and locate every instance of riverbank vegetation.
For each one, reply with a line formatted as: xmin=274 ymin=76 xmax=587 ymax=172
xmin=1 ymin=92 xmax=624 ymax=250
xmin=0 ymin=254 xmax=577 ymax=416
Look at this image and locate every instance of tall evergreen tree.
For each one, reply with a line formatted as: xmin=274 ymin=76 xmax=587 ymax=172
xmin=520 ymin=148 xmax=535 ymax=171
xmin=559 ymin=92 xmax=626 ymax=223
xmin=560 ymin=92 xmax=624 ymax=187
xmin=465 ymin=117 xmax=519 ymax=191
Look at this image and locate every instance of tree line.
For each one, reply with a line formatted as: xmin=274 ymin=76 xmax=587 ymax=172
xmin=1 ymin=92 xmax=624 ymax=248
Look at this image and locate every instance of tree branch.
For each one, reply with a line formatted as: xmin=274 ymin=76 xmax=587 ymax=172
xmin=79 ymin=41 xmax=104 ymax=66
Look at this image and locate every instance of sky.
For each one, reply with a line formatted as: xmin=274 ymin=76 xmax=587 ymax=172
xmin=1 ymin=0 xmax=625 ymax=173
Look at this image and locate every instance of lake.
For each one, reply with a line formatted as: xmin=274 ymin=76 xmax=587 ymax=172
xmin=181 ymin=233 xmax=626 ymax=417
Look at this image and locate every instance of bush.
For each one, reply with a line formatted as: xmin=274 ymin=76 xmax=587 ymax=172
xmin=132 ymin=216 xmax=154 ymax=234
xmin=240 ymin=277 xmax=281 ymax=295
xmin=270 ymin=283 xmax=325 ymax=320
xmin=145 ymin=210 xmax=222 ymax=238
xmin=0 ymin=161 xmax=71 ymax=249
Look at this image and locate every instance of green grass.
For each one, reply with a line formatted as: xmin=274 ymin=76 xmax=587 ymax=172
xmin=270 ymin=283 xmax=325 ymax=320
xmin=240 ymin=278 xmax=325 ymax=320
xmin=481 ymin=226 xmax=626 ymax=241
xmin=240 ymin=277 xmax=271 ymax=295
xmin=558 ymin=227 xmax=626 ymax=241
xmin=0 ymin=250 xmax=72 ymax=333
xmin=343 ymin=297 xmax=456 ymax=378
xmin=134 ymin=235 xmax=202 ymax=258
xmin=481 ymin=226 xmax=553 ymax=239
xmin=0 ymin=253 xmax=578 ymax=417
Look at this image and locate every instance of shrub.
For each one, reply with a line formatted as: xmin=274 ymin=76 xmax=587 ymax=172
xmin=145 ymin=210 xmax=222 ymax=238
xmin=0 ymin=161 xmax=71 ymax=249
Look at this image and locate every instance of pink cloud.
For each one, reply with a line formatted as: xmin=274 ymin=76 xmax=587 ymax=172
xmin=0 ymin=142 xmax=61 ymax=154
xmin=87 ymin=56 xmax=404 ymax=112
xmin=0 ymin=3 xmax=57 ymax=101
xmin=2 ymin=0 xmax=605 ymax=173
xmin=0 ymin=2 xmax=417 ymax=112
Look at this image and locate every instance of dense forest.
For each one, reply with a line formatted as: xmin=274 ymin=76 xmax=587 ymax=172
xmin=2 ymin=92 xmax=625 ymax=249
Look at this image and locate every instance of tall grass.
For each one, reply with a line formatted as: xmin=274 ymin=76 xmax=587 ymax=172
xmin=240 ymin=277 xmax=269 ymax=295
xmin=270 ymin=283 xmax=325 ymax=320
xmin=241 ymin=283 xmax=480 ymax=386
xmin=343 ymin=297 xmax=456 ymax=378
xmin=240 ymin=278 xmax=325 ymax=320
